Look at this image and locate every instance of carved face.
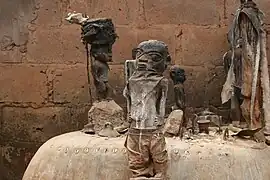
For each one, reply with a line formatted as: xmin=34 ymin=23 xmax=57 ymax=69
xmin=135 ymin=40 xmax=171 ymax=73
xmin=146 ymin=52 xmax=167 ymax=73
xmin=91 ymin=44 xmax=113 ymax=62
xmin=170 ymin=65 xmax=186 ymax=83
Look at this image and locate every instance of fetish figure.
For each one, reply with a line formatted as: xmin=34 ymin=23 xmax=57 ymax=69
xmin=221 ymin=0 xmax=270 ymax=142
xmin=169 ymin=65 xmax=186 ymax=111
xmin=65 ymin=13 xmax=118 ymax=101
xmin=89 ymin=43 xmax=114 ymax=101
xmin=65 ymin=13 xmax=118 ymax=134
xmin=223 ymin=39 xmax=246 ymax=128
xmin=162 ymin=65 xmax=186 ymax=137
xmin=124 ymin=40 xmax=170 ymax=179
xmin=81 ymin=18 xmax=117 ymax=101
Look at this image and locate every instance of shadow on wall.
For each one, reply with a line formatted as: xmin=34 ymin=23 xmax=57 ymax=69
xmin=0 ymin=105 xmax=89 ymax=180
xmin=0 ymin=0 xmax=39 ymax=63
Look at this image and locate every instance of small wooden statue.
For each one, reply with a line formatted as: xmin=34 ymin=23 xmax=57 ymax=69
xmin=163 ymin=65 xmax=186 ymax=137
xmin=169 ymin=65 xmax=186 ymax=111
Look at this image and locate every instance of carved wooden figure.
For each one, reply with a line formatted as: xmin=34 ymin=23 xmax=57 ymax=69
xmin=123 ymin=40 xmax=170 ymax=179
xmin=169 ymin=65 xmax=186 ymax=111
xmin=65 ymin=12 xmax=118 ymax=101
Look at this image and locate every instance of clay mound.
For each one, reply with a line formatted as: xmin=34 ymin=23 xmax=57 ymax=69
xmin=23 ymin=131 xmax=270 ymax=180
xmin=89 ymin=100 xmax=124 ymax=132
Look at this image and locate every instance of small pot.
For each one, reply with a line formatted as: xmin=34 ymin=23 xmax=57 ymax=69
xmin=197 ymin=119 xmax=211 ymax=134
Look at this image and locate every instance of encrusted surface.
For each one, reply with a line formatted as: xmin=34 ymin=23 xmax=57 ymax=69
xmin=1 ymin=0 xmax=270 ymax=179
xmin=23 ymin=131 xmax=270 ymax=180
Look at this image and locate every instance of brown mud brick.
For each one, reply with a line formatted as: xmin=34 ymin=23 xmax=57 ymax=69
xmin=0 ymin=0 xmax=37 ymax=63
xmin=111 ymin=26 xmax=138 ymax=64
xmin=0 ymin=0 xmax=37 ymax=33
xmin=205 ymin=67 xmax=226 ymax=106
xmin=177 ymin=26 xmax=228 ymax=66
xmin=66 ymin=0 xmax=90 ymax=14
xmin=0 ymin=48 xmax=24 ymax=63
xmin=61 ymin=25 xmax=86 ymax=64
xmin=136 ymin=25 xmax=177 ymax=63
xmin=53 ymin=65 xmax=90 ymax=104
xmin=225 ymin=0 xmax=270 ymax=25
xmin=144 ymin=0 xmax=221 ymax=25
xmin=35 ymin=0 xmax=64 ymax=28
xmin=180 ymin=66 xmax=211 ymax=108
xmin=27 ymin=25 xmax=85 ymax=64
xmin=0 ymin=65 xmax=47 ymax=104
xmin=0 ymin=142 xmax=42 ymax=180
xmin=26 ymin=28 xmax=63 ymax=63
xmin=2 ymin=106 xmax=88 ymax=143
xmin=86 ymin=0 xmax=139 ymax=25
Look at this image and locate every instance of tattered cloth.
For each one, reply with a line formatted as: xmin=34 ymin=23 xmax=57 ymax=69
xmin=124 ymin=70 xmax=166 ymax=129
xmin=222 ymin=4 xmax=264 ymax=104
xmin=81 ymin=18 xmax=118 ymax=45
xmin=221 ymin=2 xmax=270 ymax=131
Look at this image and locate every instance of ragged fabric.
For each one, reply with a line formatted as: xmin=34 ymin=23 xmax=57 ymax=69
xmin=221 ymin=1 xmax=270 ymax=132
xmin=124 ymin=129 xmax=168 ymax=179
xmin=124 ymin=70 xmax=168 ymax=129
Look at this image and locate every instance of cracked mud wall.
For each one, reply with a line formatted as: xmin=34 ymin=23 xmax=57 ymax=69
xmin=0 ymin=0 xmax=270 ymax=179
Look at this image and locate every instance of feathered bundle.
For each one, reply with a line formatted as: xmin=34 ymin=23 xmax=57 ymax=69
xmin=81 ymin=18 xmax=118 ymax=46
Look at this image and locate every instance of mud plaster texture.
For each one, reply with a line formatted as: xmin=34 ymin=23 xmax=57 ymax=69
xmin=0 ymin=0 xmax=270 ymax=179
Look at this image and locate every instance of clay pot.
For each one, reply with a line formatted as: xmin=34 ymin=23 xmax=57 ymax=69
xmin=197 ymin=119 xmax=211 ymax=134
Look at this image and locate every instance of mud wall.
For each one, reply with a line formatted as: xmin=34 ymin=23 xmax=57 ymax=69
xmin=0 ymin=0 xmax=270 ymax=179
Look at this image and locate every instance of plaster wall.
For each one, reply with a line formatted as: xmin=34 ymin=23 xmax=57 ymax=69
xmin=0 ymin=0 xmax=270 ymax=179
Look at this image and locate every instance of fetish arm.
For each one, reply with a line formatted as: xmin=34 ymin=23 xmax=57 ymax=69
xmin=123 ymin=83 xmax=131 ymax=118
xmin=158 ymin=78 xmax=169 ymax=119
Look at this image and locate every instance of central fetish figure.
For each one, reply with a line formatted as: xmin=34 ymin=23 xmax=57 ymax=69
xmin=124 ymin=40 xmax=170 ymax=179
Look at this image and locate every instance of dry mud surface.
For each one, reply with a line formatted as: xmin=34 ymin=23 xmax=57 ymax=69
xmin=23 ymin=131 xmax=270 ymax=180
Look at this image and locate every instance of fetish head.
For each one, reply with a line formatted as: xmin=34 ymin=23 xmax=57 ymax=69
xmin=81 ymin=18 xmax=117 ymax=44
xmin=169 ymin=65 xmax=186 ymax=84
xmin=81 ymin=18 xmax=117 ymax=62
xmin=133 ymin=40 xmax=171 ymax=73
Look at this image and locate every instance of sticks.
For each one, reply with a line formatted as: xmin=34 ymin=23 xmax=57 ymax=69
xmin=86 ymin=43 xmax=93 ymax=105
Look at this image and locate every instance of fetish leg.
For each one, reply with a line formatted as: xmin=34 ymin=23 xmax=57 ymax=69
xmin=125 ymin=134 xmax=153 ymax=178
xmin=150 ymin=133 xmax=168 ymax=179
xmin=104 ymin=82 xmax=114 ymax=100
xmin=231 ymin=94 xmax=241 ymax=127
xmin=91 ymin=62 xmax=107 ymax=101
